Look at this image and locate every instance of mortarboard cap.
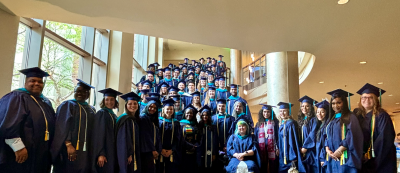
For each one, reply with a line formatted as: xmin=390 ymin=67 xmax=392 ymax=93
xmin=162 ymin=98 xmax=176 ymax=107
xmin=208 ymin=85 xmax=216 ymax=90
xmin=120 ymin=92 xmax=141 ymax=102
xmin=158 ymin=82 xmax=169 ymax=88
xmin=173 ymin=67 xmax=180 ymax=72
xmin=142 ymin=80 xmax=153 ymax=88
xmin=146 ymin=71 xmax=155 ymax=75
xmin=218 ymin=55 xmax=224 ymax=58
xmin=200 ymin=77 xmax=207 ymax=80
xmin=356 ymin=83 xmax=386 ymax=96
xmin=327 ymin=89 xmax=353 ymax=98
xmin=76 ymin=79 xmax=95 ymax=89
xmin=98 ymin=88 xmax=122 ymax=97
xmin=199 ymin=105 xmax=211 ymax=113
xmin=183 ymin=105 xmax=198 ymax=115
xmin=206 ymin=57 xmax=211 ymax=59
xmin=164 ymin=67 xmax=171 ymax=72
xmin=315 ymin=100 xmax=330 ymax=109
xmin=19 ymin=67 xmax=50 ymax=78
xmin=170 ymin=95 xmax=181 ymax=102
xmin=146 ymin=97 xmax=161 ymax=106
xmin=230 ymin=84 xmax=241 ymax=88
xmin=217 ymin=99 xmax=227 ymax=105
xmin=168 ymin=86 xmax=180 ymax=92
xmin=277 ymin=102 xmax=294 ymax=109
xmin=148 ymin=64 xmax=155 ymax=68
xmin=148 ymin=92 xmax=160 ymax=98
xmin=140 ymin=89 xmax=150 ymax=95
xmin=184 ymin=58 xmax=189 ymax=61
xmin=191 ymin=91 xmax=201 ymax=97
xmin=259 ymin=104 xmax=275 ymax=110
xmin=298 ymin=95 xmax=318 ymax=105
xmin=153 ymin=62 xmax=160 ymax=67
xmin=178 ymin=80 xmax=186 ymax=85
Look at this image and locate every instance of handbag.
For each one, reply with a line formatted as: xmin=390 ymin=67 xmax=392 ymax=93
xmin=288 ymin=161 xmax=299 ymax=173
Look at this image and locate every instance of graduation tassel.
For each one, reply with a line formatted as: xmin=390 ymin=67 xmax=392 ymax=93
xmin=289 ymin=103 xmax=292 ymax=116
xmin=379 ymin=89 xmax=382 ymax=105
xmin=93 ymin=88 xmax=97 ymax=106
xmin=348 ymin=92 xmax=351 ymax=110
xmin=170 ymin=154 xmax=173 ymax=162
xmin=76 ymin=140 xmax=80 ymax=150
xmin=272 ymin=108 xmax=274 ymax=120
xmin=83 ymin=142 xmax=87 ymax=151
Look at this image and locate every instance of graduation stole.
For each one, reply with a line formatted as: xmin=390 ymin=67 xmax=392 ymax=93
xmin=160 ymin=117 xmax=175 ymax=162
xmin=216 ymin=113 xmax=228 ymax=148
xmin=204 ymin=125 xmax=214 ymax=168
xmin=76 ymin=103 xmax=95 ymax=151
xmin=340 ymin=123 xmax=348 ymax=165
xmin=366 ymin=114 xmax=376 ymax=159
xmin=30 ymin=95 xmax=49 ymax=142
xmin=131 ymin=120 xmax=138 ymax=171
xmin=283 ymin=120 xmax=287 ymax=164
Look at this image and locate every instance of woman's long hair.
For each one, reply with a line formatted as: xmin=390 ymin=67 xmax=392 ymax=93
xmin=257 ymin=108 xmax=276 ymax=125
xmin=142 ymin=102 xmax=160 ymax=127
xmin=356 ymin=94 xmax=385 ymax=118
xmin=198 ymin=110 xmax=213 ymax=131
xmin=203 ymin=90 xmax=215 ymax=106
xmin=297 ymin=102 xmax=316 ymax=127
xmin=329 ymin=93 xmax=351 ymax=125
xmin=100 ymin=97 xmax=119 ymax=109
xmin=316 ymin=105 xmax=330 ymax=141
xmin=125 ymin=101 xmax=140 ymax=123
xmin=197 ymin=80 xmax=208 ymax=92
xmin=232 ymin=101 xmax=244 ymax=119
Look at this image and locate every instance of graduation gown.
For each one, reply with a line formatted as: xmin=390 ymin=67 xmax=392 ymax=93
xmin=278 ymin=119 xmax=306 ymax=173
xmin=197 ymin=125 xmax=218 ymax=169
xmin=254 ymin=119 xmax=280 ymax=173
xmin=116 ymin=113 xmax=141 ymax=173
xmin=159 ymin=78 xmax=178 ymax=88
xmin=156 ymin=117 xmax=183 ymax=173
xmin=227 ymin=96 xmax=251 ymax=116
xmin=175 ymin=110 xmax=184 ymax=121
xmin=211 ymin=114 xmax=235 ymax=151
xmin=301 ymin=117 xmax=320 ymax=173
xmin=92 ymin=108 xmax=117 ymax=173
xmin=139 ymin=113 xmax=161 ymax=173
xmin=201 ymin=99 xmax=217 ymax=115
xmin=216 ymin=88 xmax=230 ymax=101
xmin=139 ymin=102 xmax=148 ymax=114
xmin=316 ymin=121 xmax=329 ymax=173
xmin=229 ymin=113 xmax=254 ymax=135
xmin=357 ymin=110 xmax=396 ymax=173
xmin=0 ymin=89 xmax=55 ymax=173
xmin=324 ymin=113 xmax=363 ymax=173
xmin=226 ymin=134 xmax=261 ymax=173
xmin=180 ymin=120 xmax=199 ymax=172
xmin=51 ymin=99 xmax=96 ymax=173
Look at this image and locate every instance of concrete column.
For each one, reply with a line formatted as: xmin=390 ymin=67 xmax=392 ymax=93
xmin=0 ymin=9 xmax=19 ymax=96
xmin=230 ymin=49 xmax=242 ymax=85
xmin=266 ymin=51 xmax=300 ymax=120
xmin=107 ymin=31 xmax=134 ymax=115
xmin=157 ymin=38 xmax=163 ymax=67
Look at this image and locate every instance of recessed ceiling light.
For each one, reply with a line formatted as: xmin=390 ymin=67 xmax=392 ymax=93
xmin=378 ymin=82 xmax=383 ymax=85
xmin=338 ymin=0 xmax=349 ymax=5
xmin=319 ymin=81 xmax=324 ymax=84
xmin=359 ymin=61 xmax=367 ymax=64
xmin=396 ymin=103 xmax=399 ymax=105
xmin=389 ymin=94 xmax=393 ymax=96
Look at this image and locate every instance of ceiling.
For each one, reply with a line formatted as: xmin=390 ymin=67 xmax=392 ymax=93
xmin=164 ymin=39 xmax=223 ymax=51
xmin=1 ymin=0 xmax=400 ymax=114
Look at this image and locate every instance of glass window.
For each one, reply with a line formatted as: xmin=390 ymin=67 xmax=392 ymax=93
xmin=11 ymin=24 xmax=28 ymax=90
xmin=133 ymin=34 xmax=149 ymax=69
xmin=46 ymin=21 xmax=82 ymax=46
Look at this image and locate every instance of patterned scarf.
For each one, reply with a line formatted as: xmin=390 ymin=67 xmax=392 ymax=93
xmin=258 ymin=120 xmax=276 ymax=162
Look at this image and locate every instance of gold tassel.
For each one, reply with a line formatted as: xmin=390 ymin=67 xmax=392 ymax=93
xmin=76 ymin=140 xmax=79 ymax=150
xmin=326 ymin=153 xmax=329 ymax=161
xmin=284 ymin=156 xmax=287 ymax=164
xmin=134 ymin=161 xmax=137 ymax=171
xmin=160 ymin=155 xmax=163 ymax=163
xmin=45 ymin=131 xmax=49 ymax=141
xmin=83 ymin=142 xmax=86 ymax=151
xmin=170 ymin=154 xmax=173 ymax=162
xmin=154 ymin=159 xmax=156 ymax=164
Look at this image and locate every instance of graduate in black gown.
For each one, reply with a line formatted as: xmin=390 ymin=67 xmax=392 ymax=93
xmin=157 ymin=99 xmax=183 ymax=173
xmin=297 ymin=95 xmax=320 ymax=173
xmin=141 ymin=64 xmax=156 ymax=82
xmin=314 ymin=100 xmax=330 ymax=173
xmin=215 ymin=77 xmax=230 ymax=101
xmin=0 ymin=67 xmax=55 ymax=173
xmin=51 ymin=79 xmax=96 ymax=173
xmin=179 ymin=105 xmax=199 ymax=173
xmin=139 ymin=97 xmax=162 ymax=173
xmin=197 ymin=105 xmax=218 ymax=171
xmin=92 ymin=88 xmax=122 ymax=173
xmin=324 ymin=89 xmax=363 ymax=173
xmin=227 ymin=84 xmax=251 ymax=116
xmin=116 ymin=92 xmax=142 ymax=173
xmin=277 ymin=102 xmax=306 ymax=173
xmin=159 ymin=68 xmax=178 ymax=88
xmin=354 ymin=84 xmax=396 ymax=173
xmin=226 ymin=120 xmax=261 ymax=173
xmin=254 ymin=104 xmax=279 ymax=173
xmin=229 ymin=98 xmax=254 ymax=135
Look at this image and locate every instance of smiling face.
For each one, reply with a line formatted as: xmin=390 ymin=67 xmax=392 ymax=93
xmin=127 ymin=100 xmax=138 ymax=114
xmin=235 ymin=103 xmax=243 ymax=112
xmin=25 ymin=77 xmax=44 ymax=96
xmin=332 ymin=97 xmax=343 ymax=114
xmin=217 ymin=103 xmax=226 ymax=113
xmin=74 ymin=85 xmax=90 ymax=102
xmin=185 ymin=109 xmax=194 ymax=120
xmin=201 ymin=112 xmax=209 ymax=121
xmin=361 ymin=93 xmax=375 ymax=111
xmin=238 ymin=124 xmax=247 ymax=136
xmin=178 ymin=83 xmax=185 ymax=90
xmin=263 ymin=109 xmax=271 ymax=119
xmin=193 ymin=96 xmax=200 ymax=104
xmin=230 ymin=87 xmax=237 ymax=96
xmin=104 ymin=96 xmax=116 ymax=109
xmin=301 ymin=102 xmax=311 ymax=115
xmin=188 ymin=83 xmax=195 ymax=91
xmin=279 ymin=108 xmax=289 ymax=120
xmin=164 ymin=106 xmax=174 ymax=118
xmin=164 ymin=71 xmax=171 ymax=79
xmin=147 ymin=74 xmax=154 ymax=82
xmin=316 ymin=108 xmax=326 ymax=121
xmin=148 ymin=103 xmax=157 ymax=114
xmin=208 ymin=90 xmax=215 ymax=98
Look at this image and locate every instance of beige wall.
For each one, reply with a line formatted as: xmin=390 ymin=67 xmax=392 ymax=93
xmin=163 ymin=48 xmax=231 ymax=69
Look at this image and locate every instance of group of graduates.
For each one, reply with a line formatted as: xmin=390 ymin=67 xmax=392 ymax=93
xmin=0 ymin=55 xmax=397 ymax=173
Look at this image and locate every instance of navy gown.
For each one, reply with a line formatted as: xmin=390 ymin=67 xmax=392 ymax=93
xmin=226 ymin=134 xmax=261 ymax=173
xmin=116 ymin=113 xmax=141 ymax=173
xmin=278 ymin=119 xmax=306 ymax=173
xmin=216 ymin=89 xmax=230 ymax=101
xmin=92 ymin=108 xmax=118 ymax=173
xmin=159 ymin=78 xmax=178 ymax=88
xmin=301 ymin=117 xmax=320 ymax=173
xmin=357 ymin=110 xmax=397 ymax=173
xmin=197 ymin=125 xmax=218 ymax=170
xmin=229 ymin=113 xmax=254 ymax=135
xmin=179 ymin=120 xmax=199 ymax=172
xmin=0 ymin=89 xmax=55 ymax=173
xmin=139 ymin=113 xmax=161 ymax=173
xmin=156 ymin=117 xmax=183 ymax=173
xmin=316 ymin=121 xmax=329 ymax=173
xmin=211 ymin=114 xmax=235 ymax=152
xmin=139 ymin=102 xmax=148 ymax=114
xmin=324 ymin=113 xmax=363 ymax=173
xmin=254 ymin=119 xmax=280 ymax=173
xmin=51 ymin=99 xmax=96 ymax=173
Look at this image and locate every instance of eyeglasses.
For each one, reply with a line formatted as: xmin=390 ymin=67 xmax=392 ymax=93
xmin=361 ymin=96 xmax=373 ymax=100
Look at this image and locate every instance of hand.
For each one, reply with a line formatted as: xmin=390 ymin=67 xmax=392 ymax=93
xmin=165 ymin=150 xmax=173 ymax=157
xmin=327 ymin=150 xmax=338 ymax=161
xmin=97 ymin=155 xmax=107 ymax=167
xmin=66 ymin=145 xmax=77 ymax=161
xmin=15 ymin=148 xmax=28 ymax=163
xmin=161 ymin=149 xmax=167 ymax=157
xmin=128 ymin=155 xmax=132 ymax=165
xmin=320 ymin=162 xmax=324 ymax=166
xmin=152 ymin=151 xmax=159 ymax=159
xmin=276 ymin=149 xmax=279 ymax=156
xmin=332 ymin=149 xmax=343 ymax=159
xmin=301 ymin=148 xmax=307 ymax=154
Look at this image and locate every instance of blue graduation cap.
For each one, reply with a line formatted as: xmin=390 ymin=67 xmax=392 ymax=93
xmin=230 ymin=84 xmax=240 ymax=88
xmin=178 ymin=80 xmax=186 ymax=86
xmin=168 ymin=63 xmax=174 ymax=67
xmin=327 ymin=88 xmax=354 ymax=109
xmin=183 ymin=104 xmax=198 ymax=115
xmin=186 ymin=72 xmax=195 ymax=79
xmin=315 ymin=100 xmax=330 ymax=109
xmin=164 ymin=67 xmax=171 ymax=72
xmin=168 ymin=86 xmax=180 ymax=92
xmin=207 ymin=72 xmax=214 ymax=76
xmin=184 ymin=58 xmax=189 ymax=61
xmin=76 ymin=79 xmax=95 ymax=89
xmin=182 ymin=66 xmax=187 ymax=69
xmin=146 ymin=97 xmax=161 ymax=106
xmin=159 ymin=82 xmax=169 ymax=88
xmin=208 ymin=85 xmax=216 ymax=91
xmin=206 ymin=57 xmax=211 ymax=59
xmin=200 ymin=77 xmax=207 ymax=80
xmin=356 ymin=83 xmax=386 ymax=101
xmin=195 ymin=65 xmax=201 ymax=69
xmin=162 ymin=98 xmax=176 ymax=107
xmin=218 ymin=55 xmax=224 ymax=58
xmin=191 ymin=91 xmax=201 ymax=97
xmin=217 ymin=76 xmax=226 ymax=81
xmin=146 ymin=71 xmax=155 ymax=75
xmin=153 ymin=62 xmax=160 ymax=67
xmin=173 ymin=67 xmax=180 ymax=72
xmin=140 ymin=89 xmax=150 ymax=95
xmin=277 ymin=102 xmax=293 ymax=116
xmin=170 ymin=95 xmax=181 ymax=102
xmin=98 ymin=88 xmax=122 ymax=97
xmin=135 ymin=81 xmax=143 ymax=87
xmin=199 ymin=57 xmax=205 ymax=61
xmin=199 ymin=105 xmax=211 ymax=114
xmin=19 ymin=67 xmax=50 ymax=78
xmin=217 ymin=99 xmax=227 ymax=105
xmin=142 ymin=80 xmax=153 ymax=88
xmin=211 ymin=64 xmax=216 ymax=68
xmin=188 ymin=68 xmax=195 ymax=72
xmin=148 ymin=64 xmax=155 ymax=68
xmin=157 ymin=68 xmax=165 ymax=72
xmin=299 ymin=95 xmax=318 ymax=105
xmin=120 ymin=92 xmax=141 ymax=102
xmin=191 ymin=60 xmax=196 ymax=62
xmin=259 ymin=103 xmax=276 ymax=119
xmin=200 ymin=69 xmax=206 ymax=73
xmin=148 ymin=92 xmax=160 ymax=98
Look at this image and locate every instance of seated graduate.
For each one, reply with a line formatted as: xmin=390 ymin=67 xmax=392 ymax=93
xmin=197 ymin=105 xmax=218 ymax=172
xmin=277 ymin=102 xmax=306 ymax=173
xmin=156 ymin=68 xmax=164 ymax=81
xmin=324 ymin=89 xmax=363 ymax=173
xmin=202 ymin=85 xmax=217 ymax=115
xmin=226 ymin=120 xmax=261 ymax=173
xmin=139 ymin=89 xmax=150 ymax=113
xmin=159 ymin=67 xmax=178 ymax=88
xmin=139 ymin=97 xmax=162 ymax=173
xmin=172 ymin=67 xmax=181 ymax=80
xmin=51 ymin=79 xmax=96 ymax=173
xmin=179 ymin=105 xmax=199 ymax=173
xmin=211 ymin=99 xmax=235 ymax=171
xmin=215 ymin=76 xmax=230 ymax=101
xmin=141 ymin=64 xmax=156 ymax=82
xmin=297 ymin=96 xmax=320 ymax=173
xmin=254 ymin=104 xmax=279 ymax=173
xmin=0 ymin=67 xmax=55 ymax=173
xmin=229 ymin=98 xmax=254 ymax=134
xmin=158 ymin=82 xmax=169 ymax=99
xmin=354 ymin=84 xmax=397 ymax=173
xmin=170 ymin=95 xmax=185 ymax=121
xmin=314 ymin=100 xmax=330 ymax=173
xmin=227 ymin=84 xmax=250 ymax=115
xmin=116 ymin=92 xmax=142 ymax=173
xmin=157 ymin=99 xmax=183 ymax=173
xmin=92 ymin=88 xmax=122 ymax=173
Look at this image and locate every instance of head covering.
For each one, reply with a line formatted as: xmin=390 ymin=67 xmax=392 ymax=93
xmin=168 ymin=86 xmax=179 ymax=92
xmin=148 ymin=92 xmax=160 ymax=98
xmin=164 ymin=67 xmax=171 ymax=72
xmin=183 ymin=105 xmax=198 ymax=115
xmin=120 ymin=92 xmax=141 ymax=102
xmin=217 ymin=76 xmax=226 ymax=81
xmin=207 ymin=72 xmax=214 ymax=76
xmin=153 ymin=62 xmax=160 ymax=67
xmin=157 ymin=68 xmax=165 ymax=73
xmin=357 ymin=83 xmax=386 ymax=96
xmin=146 ymin=97 xmax=161 ymax=107
xmin=182 ymin=66 xmax=187 ymax=70
xmin=218 ymin=55 xmax=224 ymax=58
xmin=159 ymin=82 xmax=169 ymax=88
xmin=315 ymin=100 xmax=330 ymax=110
xmin=146 ymin=71 xmax=155 ymax=75
xmin=191 ymin=91 xmax=201 ymax=97
xmin=327 ymin=88 xmax=354 ymax=109
xmin=162 ymin=98 xmax=175 ymax=107
xmin=217 ymin=99 xmax=226 ymax=105
xmin=200 ymin=76 xmax=207 ymax=81
xmin=148 ymin=64 xmax=155 ymax=68
xmin=173 ymin=67 xmax=180 ymax=72
xmin=98 ymin=88 xmax=122 ymax=97
xmin=184 ymin=58 xmax=189 ymax=61
xmin=140 ymin=89 xmax=150 ymax=95
xmin=76 ymin=79 xmax=95 ymax=89
xmin=142 ymin=80 xmax=153 ymax=88
xmin=260 ymin=104 xmax=276 ymax=120
xmin=19 ymin=67 xmax=50 ymax=78
xmin=136 ymin=81 xmax=143 ymax=87
xmin=199 ymin=105 xmax=211 ymax=114
xmin=178 ymin=80 xmax=186 ymax=86
xmin=277 ymin=102 xmax=293 ymax=109
xmin=230 ymin=84 xmax=240 ymax=88
xmin=168 ymin=63 xmax=174 ymax=68
xmin=208 ymin=85 xmax=216 ymax=91
xmin=206 ymin=57 xmax=211 ymax=59
xmin=170 ymin=95 xmax=181 ymax=102
xmin=299 ymin=95 xmax=318 ymax=105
